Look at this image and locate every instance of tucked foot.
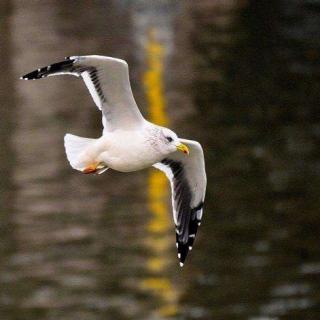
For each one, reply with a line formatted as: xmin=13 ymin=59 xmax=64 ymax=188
xmin=82 ymin=164 xmax=99 ymax=174
xmin=82 ymin=163 xmax=107 ymax=174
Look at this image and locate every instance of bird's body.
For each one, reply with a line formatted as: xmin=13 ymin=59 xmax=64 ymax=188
xmin=21 ymin=55 xmax=207 ymax=266
xmin=67 ymin=123 xmax=170 ymax=173
xmin=96 ymin=127 xmax=156 ymax=172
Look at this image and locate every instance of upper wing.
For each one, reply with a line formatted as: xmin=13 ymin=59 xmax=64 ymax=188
xmin=21 ymin=55 xmax=145 ymax=132
xmin=153 ymin=139 xmax=207 ymax=266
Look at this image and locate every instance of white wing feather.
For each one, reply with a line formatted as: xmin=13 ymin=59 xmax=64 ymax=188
xmin=153 ymin=139 xmax=206 ymax=265
xmin=21 ymin=55 xmax=145 ymax=132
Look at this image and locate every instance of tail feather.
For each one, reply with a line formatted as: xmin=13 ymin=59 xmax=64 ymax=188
xmin=64 ymin=134 xmax=96 ymax=171
xmin=20 ymin=57 xmax=78 ymax=80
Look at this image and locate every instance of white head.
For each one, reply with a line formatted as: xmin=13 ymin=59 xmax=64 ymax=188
xmin=159 ymin=128 xmax=189 ymax=155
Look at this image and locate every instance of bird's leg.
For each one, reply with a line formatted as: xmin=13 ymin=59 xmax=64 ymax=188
xmin=82 ymin=163 xmax=98 ymax=174
xmin=82 ymin=162 xmax=106 ymax=174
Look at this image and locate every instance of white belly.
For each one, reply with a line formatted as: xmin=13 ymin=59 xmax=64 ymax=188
xmin=97 ymin=129 xmax=163 ymax=172
xmin=108 ymin=156 xmax=156 ymax=172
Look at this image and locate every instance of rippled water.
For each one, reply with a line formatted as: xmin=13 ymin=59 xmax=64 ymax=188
xmin=0 ymin=1 xmax=319 ymax=319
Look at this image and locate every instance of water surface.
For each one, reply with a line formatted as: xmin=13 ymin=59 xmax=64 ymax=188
xmin=0 ymin=1 xmax=319 ymax=319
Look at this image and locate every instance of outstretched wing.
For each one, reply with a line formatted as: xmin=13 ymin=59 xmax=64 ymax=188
xmin=153 ymin=139 xmax=206 ymax=266
xmin=21 ymin=55 xmax=145 ymax=132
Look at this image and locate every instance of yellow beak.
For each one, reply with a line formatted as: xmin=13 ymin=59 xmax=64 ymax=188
xmin=176 ymin=143 xmax=189 ymax=155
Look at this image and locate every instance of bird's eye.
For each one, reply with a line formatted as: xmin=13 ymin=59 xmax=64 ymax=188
xmin=166 ymin=136 xmax=173 ymax=143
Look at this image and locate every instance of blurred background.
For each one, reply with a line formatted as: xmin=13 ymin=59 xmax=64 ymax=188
xmin=0 ymin=0 xmax=320 ymax=319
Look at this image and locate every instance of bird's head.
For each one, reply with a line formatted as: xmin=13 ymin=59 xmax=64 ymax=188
xmin=160 ymin=128 xmax=189 ymax=155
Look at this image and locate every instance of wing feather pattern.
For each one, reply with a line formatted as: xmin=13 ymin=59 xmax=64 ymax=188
xmin=153 ymin=139 xmax=206 ymax=266
xmin=21 ymin=55 xmax=144 ymax=132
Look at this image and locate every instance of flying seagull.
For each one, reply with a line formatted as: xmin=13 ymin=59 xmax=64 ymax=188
xmin=21 ymin=55 xmax=206 ymax=266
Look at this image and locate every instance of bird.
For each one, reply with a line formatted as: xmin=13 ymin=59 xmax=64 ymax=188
xmin=21 ymin=55 xmax=206 ymax=266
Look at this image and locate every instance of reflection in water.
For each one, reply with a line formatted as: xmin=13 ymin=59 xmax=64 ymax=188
xmin=0 ymin=1 xmax=320 ymax=319
xmin=0 ymin=4 xmax=15 ymax=318
xmin=185 ymin=1 xmax=320 ymax=319
xmin=141 ymin=31 xmax=179 ymax=318
xmin=3 ymin=2 xmax=111 ymax=320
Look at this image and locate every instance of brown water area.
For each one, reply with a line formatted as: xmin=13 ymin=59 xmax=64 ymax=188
xmin=0 ymin=1 xmax=320 ymax=319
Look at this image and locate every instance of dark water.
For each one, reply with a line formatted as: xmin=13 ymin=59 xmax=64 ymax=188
xmin=0 ymin=1 xmax=320 ymax=319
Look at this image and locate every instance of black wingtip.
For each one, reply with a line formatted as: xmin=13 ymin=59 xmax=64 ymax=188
xmin=20 ymin=69 xmax=43 ymax=80
xmin=176 ymin=238 xmax=196 ymax=267
xmin=177 ymin=238 xmax=189 ymax=266
xmin=20 ymin=58 xmax=76 ymax=81
xmin=176 ymin=202 xmax=204 ymax=267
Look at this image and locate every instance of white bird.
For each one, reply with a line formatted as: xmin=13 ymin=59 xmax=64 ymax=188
xmin=21 ymin=55 xmax=206 ymax=266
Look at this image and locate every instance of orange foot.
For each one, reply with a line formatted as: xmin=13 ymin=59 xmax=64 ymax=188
xmin=82 ymin=164 xmax=98 ymax=174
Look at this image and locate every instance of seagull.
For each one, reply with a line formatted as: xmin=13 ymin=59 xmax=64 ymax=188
xmin=21 ymin=55 xmax=206 ymax=266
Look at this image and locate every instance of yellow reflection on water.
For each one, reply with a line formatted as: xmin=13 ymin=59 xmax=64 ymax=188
xmin=141 ymin=30 xmax=180 ymax=317
xmin=143 ymin=34 xmax=168 ymax=127
xmin=148 ymin=168 xmax=170 ymax=233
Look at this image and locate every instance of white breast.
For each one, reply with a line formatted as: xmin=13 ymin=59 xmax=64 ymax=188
xmin=97 ymin=128 xmax=164 ymax=172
